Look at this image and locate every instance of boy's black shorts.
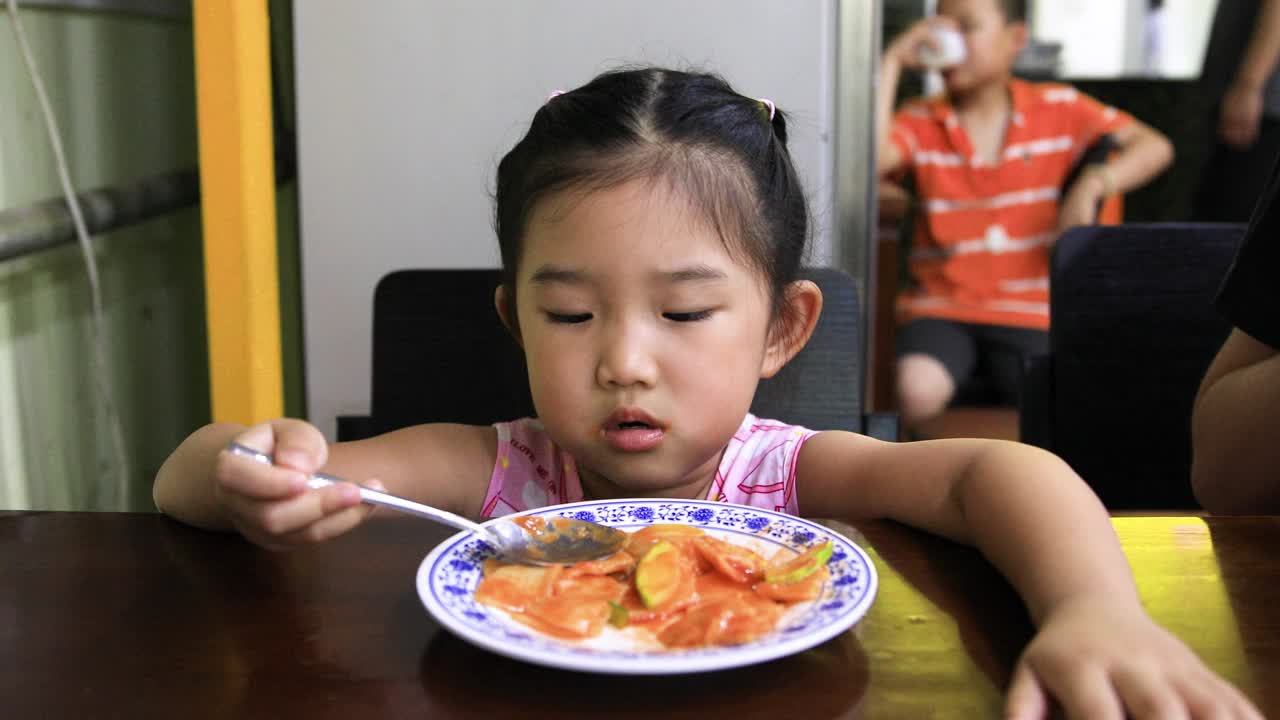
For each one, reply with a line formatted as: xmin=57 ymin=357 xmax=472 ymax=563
xmin=896 ymin=318 xmax=1048 ymax=403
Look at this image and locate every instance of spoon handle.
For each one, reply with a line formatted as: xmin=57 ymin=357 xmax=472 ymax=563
xmin=226 ymin=441 xmax=489 ymax=536
xmin=306 ymin=474 xmax=489 ymax=534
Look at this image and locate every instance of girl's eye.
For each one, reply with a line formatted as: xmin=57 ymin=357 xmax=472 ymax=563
xmin=663 ymin=310 xmax=713 ymax=322
xmin=546 ymin=312 xmax=592 ymax=324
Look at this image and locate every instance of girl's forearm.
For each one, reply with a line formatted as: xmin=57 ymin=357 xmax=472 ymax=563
xmin=153 ymin=422 xmax=245 ymax=531
xmin=957 ymin=443 xmax=1140 ymax=625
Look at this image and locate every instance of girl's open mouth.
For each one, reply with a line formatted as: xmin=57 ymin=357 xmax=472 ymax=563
xmin=603 ymin=412 xmax=665 ymax=452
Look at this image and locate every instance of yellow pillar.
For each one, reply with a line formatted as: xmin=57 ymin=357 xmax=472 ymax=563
xmin=193 ymin=0 xmax=284 ymax=424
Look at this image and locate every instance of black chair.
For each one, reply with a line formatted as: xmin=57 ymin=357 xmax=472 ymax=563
xmin=1019 ymin=223 xmax=1246 ymax=509
xmin=337 ymin=267 xmax=897 ymax=442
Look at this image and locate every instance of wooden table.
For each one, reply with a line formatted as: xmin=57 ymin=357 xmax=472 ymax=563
xmin=2 ymin=512 xmax=1276 ymax=718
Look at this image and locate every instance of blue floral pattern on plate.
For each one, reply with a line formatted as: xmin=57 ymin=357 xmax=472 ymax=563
xmin=417 ymin=499 xmax=878 ymax=675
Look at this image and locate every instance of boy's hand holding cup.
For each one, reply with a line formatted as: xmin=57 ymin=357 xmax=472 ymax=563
xmin=889 ymin=18 xmax=966 ymax=71
xmin=918 ymin=25 xmax=967 ymax=70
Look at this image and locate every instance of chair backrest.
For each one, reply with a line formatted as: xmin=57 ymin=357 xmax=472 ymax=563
xmin=367 ymin=269 xmax=534 ymax=431
xmin=750 ymin=266 xmax=865 ymax=431
xmin=1020 ymin=223 xmax=1245 ymax=509
xmin=348 ymin=267 xmax=872 ymax=440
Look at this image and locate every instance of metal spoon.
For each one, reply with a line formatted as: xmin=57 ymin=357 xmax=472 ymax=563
xmin=226 ymin=441 xmax=626 ymax=565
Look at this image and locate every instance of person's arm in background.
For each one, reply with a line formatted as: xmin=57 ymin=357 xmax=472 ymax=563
xmin=878 ymin=18 xmax=953 ymax=175
xmin=1192 ymin=330 xmax=1280 ymax=513
xmin=1220 ymin=0 xmax=1280 ymax=148
xmin=877 ymin=41 xmax=908 ymax=175
xmin=1056 ymin=118 xmax=1174 ymax=232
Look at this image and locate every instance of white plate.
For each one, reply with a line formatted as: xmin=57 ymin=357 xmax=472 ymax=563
xmin=416 ymin=499 xmax=878 ymax=674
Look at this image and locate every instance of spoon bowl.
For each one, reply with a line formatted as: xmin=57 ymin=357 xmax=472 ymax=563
xmin=226 ymin=441 xmax=627 ymax=565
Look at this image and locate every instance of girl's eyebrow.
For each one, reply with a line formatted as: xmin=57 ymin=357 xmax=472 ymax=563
xmin=528 ymin=265 xmax=728 ymax=285
xmin=660 ymin=265 xmax=728 ymax=283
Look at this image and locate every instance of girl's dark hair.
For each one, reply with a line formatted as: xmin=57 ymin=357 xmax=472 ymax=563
xmin=494 ymin=67 xmax=809 ymax=331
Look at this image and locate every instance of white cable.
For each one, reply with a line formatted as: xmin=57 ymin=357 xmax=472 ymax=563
xmin=6 ymin=0 xmax=131 ymax=508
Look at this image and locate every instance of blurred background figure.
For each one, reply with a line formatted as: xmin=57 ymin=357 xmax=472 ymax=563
xmin=1197 ymin=0 xmax=1280 ymax=222
xmin=877 ymin=0 xmax=1173 ymax=436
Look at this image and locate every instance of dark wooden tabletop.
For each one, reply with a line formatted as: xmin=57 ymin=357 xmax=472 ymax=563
xmin=2 ymin=512 xmax=1276 ymax=719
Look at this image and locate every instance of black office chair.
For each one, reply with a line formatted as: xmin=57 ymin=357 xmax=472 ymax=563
xmin=1019 ymin=223 xmax=1245 ymax=510
xmin=337 ymin=267 xmax=896 ymax=442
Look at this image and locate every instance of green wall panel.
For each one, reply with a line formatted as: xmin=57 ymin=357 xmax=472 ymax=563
xmin=0 ymin=7 xmax=208 ymax=510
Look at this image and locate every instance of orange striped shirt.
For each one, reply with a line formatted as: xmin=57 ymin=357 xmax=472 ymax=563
xmin=889 ymin=80 xmax=1133 ymax=329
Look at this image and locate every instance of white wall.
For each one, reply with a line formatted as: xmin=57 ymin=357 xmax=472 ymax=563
xmin=1160 ymin=0 xmax=1219 ymax=78
xmin=1032 ymin=0 xmax=1218 ymax=79
xmin=1032 ymin=0 xmax=1130 ymax=78
xmin=294 ymin=0 xmax=839 ymax=438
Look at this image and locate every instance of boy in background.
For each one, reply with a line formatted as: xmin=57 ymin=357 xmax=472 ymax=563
xmin=878 ymin=0 xmax=1174 ymax=433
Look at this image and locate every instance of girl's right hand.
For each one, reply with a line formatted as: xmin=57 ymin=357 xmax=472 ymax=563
xmin=885 ymin=17 xmax=958 ymax=72
xmin=213 ymin=419 xmax=381 ymax=550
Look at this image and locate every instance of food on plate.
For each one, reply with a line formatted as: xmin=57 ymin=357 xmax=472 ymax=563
xmin=763 ymin=538 xmax=834 ymax=583
xmin=635 ymin=540 xmax=692 ymax=609
xmin=473 ymin=523 xmax=833 ymax=648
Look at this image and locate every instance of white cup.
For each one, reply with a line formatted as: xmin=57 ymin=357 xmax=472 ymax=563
xmin=918 ymin=25 xmax=967 ymax=69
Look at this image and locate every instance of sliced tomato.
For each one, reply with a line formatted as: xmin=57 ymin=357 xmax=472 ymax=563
xmin=755 ymin=565 xmax=829 ymax=603
xmin=473 ymin=563 xmax=562 ymax=613
xmin=563 ymin=551 xmax=635 ymax=578
xmin=695 ymin=572 xmax=753 ymax=602
xmin=553 ymin=574 xmax=627 ymax=603
xmin=657 ymin=596 xmax=783 ymax=648
xmin=614 ymin=586 xmax=668 ymax=624
xmin=624 ymin=524 xmax=705 ymax=560
xmin=517 ymin=596 xmax=612 ymax=639
xmin=764 ymin=539 xmax=834 ymax=584
xmin=693 ymin=536 xmax=766 ymax=583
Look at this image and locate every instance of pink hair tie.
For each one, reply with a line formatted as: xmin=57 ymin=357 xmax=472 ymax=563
xmin=757 ymin=97 xmax=776 ymax=121
xmin=547 ymin=90 xmax=567 ymax=101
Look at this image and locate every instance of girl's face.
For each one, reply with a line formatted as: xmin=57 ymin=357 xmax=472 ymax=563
xmin=937 ymin=0 xmax=1026 ymax=95
xmin=504 ymin=178 xmax=788 ymax=501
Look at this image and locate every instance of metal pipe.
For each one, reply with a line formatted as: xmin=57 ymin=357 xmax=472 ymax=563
xmin=16 ymin=0 xmax=188 ymax=21
xmin=834 ymin=0 xmax=882 ymax=414
xmin=0 ymin=168 xmax=199 ymax=262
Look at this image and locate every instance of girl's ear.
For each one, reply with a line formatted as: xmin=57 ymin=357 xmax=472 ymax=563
xmin=494 ymin=284 xmax=524 ymax=348
xmin=760 ymin=280 xmax=823 ymax=379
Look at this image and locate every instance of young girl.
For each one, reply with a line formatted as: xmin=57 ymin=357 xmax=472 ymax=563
xmin=155 ymin=68 xmax=1259 ymax=719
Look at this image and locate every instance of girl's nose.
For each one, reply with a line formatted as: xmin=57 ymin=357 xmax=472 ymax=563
xmin=595 ymin=320 xmax=658 ymax=389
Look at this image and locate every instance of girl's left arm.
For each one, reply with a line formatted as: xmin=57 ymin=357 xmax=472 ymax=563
xmin=798 ymin=432 xmax=1132 ymax=622
xmin=797 ymin=432 xmax=1262 ymax=720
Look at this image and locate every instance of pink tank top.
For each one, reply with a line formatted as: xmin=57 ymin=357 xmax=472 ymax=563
xmin=480 ymin=414 xmax=817 ymax=518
